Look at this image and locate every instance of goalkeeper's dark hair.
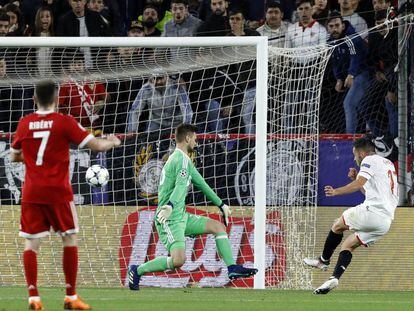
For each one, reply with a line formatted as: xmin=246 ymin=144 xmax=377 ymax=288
xmin=353 ymin=137 xmax=376 ymax=153
xmin=35 ymin=79 xmax=57 ymax=107
xmin=175 ymin=123 xmax=198 ymax=143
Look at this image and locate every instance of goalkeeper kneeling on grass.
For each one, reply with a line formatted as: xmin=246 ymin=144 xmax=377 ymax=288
xmin=128 ymin=123 xmax=258 ymax=290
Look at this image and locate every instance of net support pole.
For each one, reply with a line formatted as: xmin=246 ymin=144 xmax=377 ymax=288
xmin=253 ymin=37 xmax=268 ymax=289
xmin=398 ymin=3 xmax=408 ymax=205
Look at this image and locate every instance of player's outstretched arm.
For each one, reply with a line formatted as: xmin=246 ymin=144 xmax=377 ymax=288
xmin=86 ymin=134 xmax=121 ymax=152
xmin=10 ymin=150 xmax=24 ymax=163
xmin=190 ymin=165 xmax=231 ymax=226
xmin=324 ymin=176 xmax=367 ymax=197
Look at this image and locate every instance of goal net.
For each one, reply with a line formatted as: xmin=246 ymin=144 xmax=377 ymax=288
xmin=0 ymin=37 xmax=332 ymax=289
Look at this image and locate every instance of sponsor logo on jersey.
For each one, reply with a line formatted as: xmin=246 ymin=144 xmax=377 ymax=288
xmin=119 ymin=207 xmax=286 ymax=288
xmin=361 ymin=163 xmax=371 ymax=168
xmin=179 ymin=169 xmax=188 ymax=178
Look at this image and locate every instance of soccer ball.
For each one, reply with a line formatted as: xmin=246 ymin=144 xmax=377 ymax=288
xmin=85 ymin=165 xmax=109 ymax=188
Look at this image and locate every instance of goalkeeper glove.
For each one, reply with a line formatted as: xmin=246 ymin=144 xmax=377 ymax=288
xmin=157 ymin=204 xmax=173 ymax=224
xmin=218 ymin=203 xmax=231 ymax=227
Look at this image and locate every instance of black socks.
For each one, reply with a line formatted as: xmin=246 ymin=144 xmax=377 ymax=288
xmin=321 ymin=230 xmax=344 ymax=263
xmin=332 ymin=250 xmax=353 ymax=279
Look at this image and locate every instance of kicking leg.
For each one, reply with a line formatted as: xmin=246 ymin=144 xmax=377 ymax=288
xmin=304 ymin=217 xmax=348 ymax=270
xmin=314 ymin=234 xmax=361 ymax=295
xmin=204 ymin=219 xmax=258 ymax=280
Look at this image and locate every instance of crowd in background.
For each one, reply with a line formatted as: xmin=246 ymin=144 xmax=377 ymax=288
xmin=0 ymin=0 xmax=404 ymax=140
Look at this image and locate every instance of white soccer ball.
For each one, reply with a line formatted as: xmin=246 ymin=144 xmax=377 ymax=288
xmin=85 ymin=165 xmax=109 ymax=188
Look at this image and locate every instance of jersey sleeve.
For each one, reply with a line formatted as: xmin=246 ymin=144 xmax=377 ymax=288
xmin=10 ymin=118 xmax=24 ymax=154
xmin=65 ymin=115 xmax=94 ymax=148
xmin=358 ymin=157 xmax=374 ymax=180
xmin=167 ymin=156 xmax=192 ymax=207
xmin=189 ymin=161 xmax=223 ymax=207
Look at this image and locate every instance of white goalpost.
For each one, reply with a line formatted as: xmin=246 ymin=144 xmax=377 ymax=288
xmin=0 ymin=36 xmax=332 ymax=290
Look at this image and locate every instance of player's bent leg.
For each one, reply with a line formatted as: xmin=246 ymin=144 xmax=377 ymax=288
xmin=170 ymin=247 xmax=186 ymax=268
xmin=314 ymin=234 xmax=361 ymax=295
xmin=204 ymin=219 xmax=258 ymax=280
xmin=129 ymin=220 xmax=185 ymax=291
xmin=304 ymin=217 xmax=348 ymax=271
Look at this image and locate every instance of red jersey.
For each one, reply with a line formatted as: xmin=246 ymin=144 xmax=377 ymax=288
xmin=58 ymin=80 xmax=106 ymax=128
xmin=11 ymin=111 xmax=93 ymax=204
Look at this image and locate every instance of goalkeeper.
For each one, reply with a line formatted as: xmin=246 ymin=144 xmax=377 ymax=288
xmin=128 ymin=123 xmax=258 ymax=290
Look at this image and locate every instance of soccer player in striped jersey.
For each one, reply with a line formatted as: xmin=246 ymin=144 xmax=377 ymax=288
xmin=128 ymin=124 xmax=258 ymax=290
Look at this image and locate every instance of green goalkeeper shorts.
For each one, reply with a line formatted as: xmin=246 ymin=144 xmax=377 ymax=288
xmin=155 ymin=212 xmax=209 ymax=252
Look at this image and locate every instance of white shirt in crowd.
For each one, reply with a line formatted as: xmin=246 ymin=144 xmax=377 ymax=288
xmin=358 ymin=154 xmax=399 ymax=220
xmin=284 ymin=20 xmax=327 ymax=48
xmin=256 ymin=21 xmax=291 ymax=48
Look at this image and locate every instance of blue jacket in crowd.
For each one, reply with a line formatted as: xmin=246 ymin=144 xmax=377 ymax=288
xmin=328 ymin=21 xmax=368 ymax=81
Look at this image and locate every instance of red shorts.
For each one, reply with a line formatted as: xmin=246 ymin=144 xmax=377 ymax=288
xmin=19 ymin=201 xmax=79 ymax=238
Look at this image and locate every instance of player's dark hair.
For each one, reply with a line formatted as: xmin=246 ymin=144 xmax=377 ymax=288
xmin=35 ymin=79 xmax=56 ymax=107
xmin=353 ymin=137 xmax=376 ymax=153
xmin=175 ymin=123 xmax=198 ymax=143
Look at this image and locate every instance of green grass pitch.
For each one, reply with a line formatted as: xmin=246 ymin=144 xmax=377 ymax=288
xmin=0 ymin=287 xmax=413 ymax=311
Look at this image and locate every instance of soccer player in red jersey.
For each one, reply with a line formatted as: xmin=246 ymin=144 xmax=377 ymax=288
xmin=10 ymin=79 xmax=121 ymax=310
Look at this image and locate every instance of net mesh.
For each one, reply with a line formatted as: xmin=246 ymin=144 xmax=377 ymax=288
xmin=0 ymin=40 xmax=330 ymax=289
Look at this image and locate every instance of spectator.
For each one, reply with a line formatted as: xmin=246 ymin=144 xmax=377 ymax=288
xmin=18 ymin=0 xmax=70 ymax=33
xmin=87 ymin=0 xmax=122 ymax=35
xmin=0 ymin=54 xmax=34 ymax=133
xmin=32 ymin=6 xmax=54 ymax=77
xmin=285 ymin=0 xmax=327 ymax=48
xmin=163 ymin=0 xmax=203 ymax=37
xmin=104 ymin=44 xmax=144 ymax=133
xmin=57 ymin=0 xmax=111 ymax=68
xmin=0 ymin=11 xmax=10 ymax=36
xmin=127 ymin=20 xmax=145 ymax=37
xmin=327 ymin=11 xmax=372 ymax=134
xmin=196 ymin=0 xmax=230 ymax=36
xmin=338 ymin=0 xmax=368 ymax=39
xmin=58 ymin=49 xmax=108 ymax=134
xmin=372 ymin=0 xmax=391 ymax=12
xmin=127 ymin=74 xmax=193 ymax=136
xmin=313 ymin=0 xmax=330 ymax=26
xmin=4 ymin=3 xmax=24 ymax=35
xmin=143 ymin=0 xmax=173 ymax=33
xmin=189 ymin=66 xmax=243 ymax=133
xmin=227 ymin=8 xmax=260 ymax=135
xmin=256 ymin=2 xmax=291 ymax=47
xmin=141 ymin=4 xmax=161 ymax=36
xmin=368 ymin=10 xmax=398 ymax=137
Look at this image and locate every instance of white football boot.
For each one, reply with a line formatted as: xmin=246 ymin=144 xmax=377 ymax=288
xmin=303 ymin=257 xmax=329 ymax=271
xmin=313 ymin=277 xmax=339 ymax=295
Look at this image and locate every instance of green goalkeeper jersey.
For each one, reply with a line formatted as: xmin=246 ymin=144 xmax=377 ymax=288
xmin=157 ymin=148 xmax=222 ymax=221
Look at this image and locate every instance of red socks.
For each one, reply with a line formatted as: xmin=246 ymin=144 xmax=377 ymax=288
xmin=23 ymin=250 xmax=39 ymax=297
xmin=63 ymin=246 xmax=78 ymax=296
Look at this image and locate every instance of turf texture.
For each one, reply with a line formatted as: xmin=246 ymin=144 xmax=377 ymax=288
xmin=0 ymin=287 xmax=413 ymax=311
